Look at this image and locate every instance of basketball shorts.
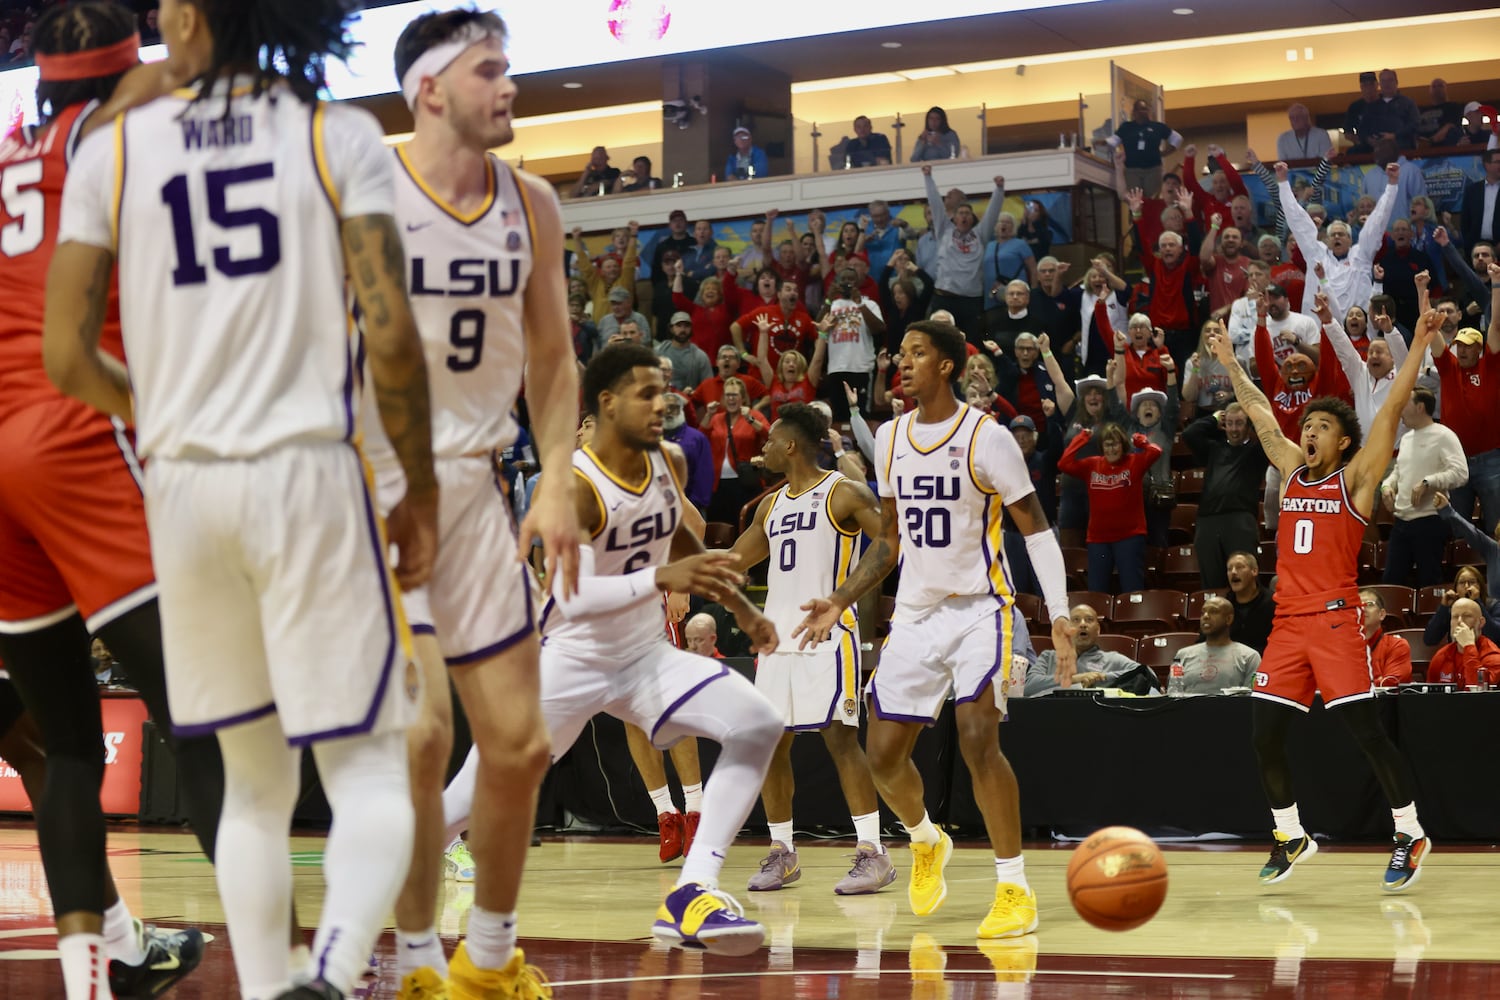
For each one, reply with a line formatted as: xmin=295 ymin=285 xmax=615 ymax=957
xmin=146 ymin=444 xmax=417 ymax=746
xmin=540 ymin=638 xmax=742 ymax=756
xmin=756 ymin=626 xmax=861 ymax=730
xmin=374 ymin=455 xmax=534 ymax=665
xmin=1252 ymin=605 xmax=1374 ymax=710
xmin=870 ymin=594 xmax=1032 ymax=723
xmin=0 ymin=400 xmax=156 ymax=634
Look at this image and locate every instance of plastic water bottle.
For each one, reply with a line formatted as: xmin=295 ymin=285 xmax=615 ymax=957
xmin=1477 ymin=670 xmax=1491 ymax=693
xmin=1167 ymin=663 xmax=1186 ymax=697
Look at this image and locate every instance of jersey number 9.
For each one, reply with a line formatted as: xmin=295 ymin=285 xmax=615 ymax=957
xmin=448 ymin=309 xmax=486 ymax=372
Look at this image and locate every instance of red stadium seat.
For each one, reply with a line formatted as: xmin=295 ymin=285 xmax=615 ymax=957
xmin=1393 ymin=628 xmax=1443 ymax=680
xmin=1168 ymin=504 xmax=1197 ymax=544
xmin=1012 ymin=592 xmax=1043 ymax=626
xmin=1448 ymin=539 xmax=1484 ymax=568
xmin=1031 ymin=634 xmax=1054 ymax=653
xmin=1185 ymin=589 xmax=1230 ymax=623
xmin=1363 ymin=585 xmax=1415 ymax=628
xmin=1093 ymin=634 xmax=1139 ymax=658
xmin=704 ymin=521 xmax=737 ymax=549
xmin=1067 ymin=591 xmax=1113 ymax=621
xmin=1061 ymin=547 xmax=1090 ymax=586
xmin=1415 ymin=585 xmax=1446 ymax=619
xmin=1158 ymin=546 xmax=1202 ymax=590
xmin=1255 ymin=540 xmax=1277 ymax=576
xmin=1173 ymin=467 xmax=1205 ymax=501
xmin=1137 ymin=631 xmax=1203 ymax=685
xmin=1111 ymin=589 xmax=1186 ymax=636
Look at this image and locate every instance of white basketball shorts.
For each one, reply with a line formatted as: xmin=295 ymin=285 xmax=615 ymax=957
xmin=756 ymin=626 xmax=861 ymax=730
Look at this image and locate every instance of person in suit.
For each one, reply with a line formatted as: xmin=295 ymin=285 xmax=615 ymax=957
xmin=1461 ymin=148 xmax=1500 ymax=251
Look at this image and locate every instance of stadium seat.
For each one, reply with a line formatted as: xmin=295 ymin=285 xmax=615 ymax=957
xmin=1173 ymin=467 xmax=1205 ymax=501
xmin=1358 ymin=540 xmax=1386 ymax=584
xmin=1393 ymin=628 xmax=1443 ymax=680
xmin=704 ymin=521 xmax=737 ymax=549
xmin=1012 ymin=592 xmax=1043 ymax=626
xmin=1168 ymin=504 xmax=1197 ymax=544
xmin=1364 ymin=585 xmax=1415 ymax=628
xmin=1169 ymin=438 xmax=1195 ymax=470
xmin=1031 ymin=634 xmax=1054 ymax=653
xmin=1185 ymin=588 xmax=1230 ymax=623
xmin=1067 ymin=591 xmax=1113 ymax=621
xmin=1137 ymin=631 xmax=1203 ymax=685
xmin=1061 ymin=547 xmax=1090 ymax=586
xmin=1093 ymin=634 xmax=1139 ymax=658
xmin=1111 ymin=589 xmax=1186 ymax=635
xmin=1158 ymin=546 xmax=1202 ymax=590
xmin=1255 ymin=540 xmax=1277 ymax=576
xmin=1415 ymin=585 xmax=1446 ymax=619
xmin=1448 ymin=539 xmax=1484 ymax=568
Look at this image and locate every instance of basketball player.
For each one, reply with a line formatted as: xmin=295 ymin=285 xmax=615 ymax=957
xmin=45 ymin=2 xmax=439 ymax=997
xmin=377 ymin=10 xmax=581 ymax=997
xmin=798 ymin=320 xmax=1077 ymax=939
xmin=725 ymin=402 xmax=895 ymax=895
xmin=1 ymin=4 xmax=217 ymax=996
xmin=1205 ymin=311 xmax=1438 ymax=891
xmin=543 ymin=343 xmax=785 ymax=955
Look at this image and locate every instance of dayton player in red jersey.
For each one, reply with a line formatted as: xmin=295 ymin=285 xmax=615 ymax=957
xmin=1207 ymin=309 xmax=1439 ymax=895
xmin=0 ymin=5 xmax=214 ymax=996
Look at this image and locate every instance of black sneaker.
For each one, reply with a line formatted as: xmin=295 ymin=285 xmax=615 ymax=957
xmin=1383 ymin=833 xmax=1432 ymax=892
xmin=1258 ymin=833 xmax=1318 ymax=884
xmin=108 ymin=923 xmax=206 ymax=998
xmin=276 ymin=981 xmax=343 ymax=999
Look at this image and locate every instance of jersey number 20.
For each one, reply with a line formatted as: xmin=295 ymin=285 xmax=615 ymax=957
xmin=905 ymin=507 xmax=951 ymax=548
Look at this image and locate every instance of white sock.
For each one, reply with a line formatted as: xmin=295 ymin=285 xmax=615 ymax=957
xmin=681 ymin=782 xmax=704 ymax=813
xmin=904 ymin=813 xmax=941 ymax=846
xmin=102 ymin=898 xmax=147 ymax=965
xmin=396 ymin=926 xmax=449 ymax=978
xmin=768 ymin=821 xmax=795 ymax=848
xmin=289 ymin=944 xmax=312 ymax=979
xmin=995 ymin=855 xmax=1029 ymax=891
xmin=647 ymin=785 xmax=676 ymax=816
xmin=57 ymin=934 xmax=109 ymax=1000
xmin=1272 ymin=805 xmax=1306 ymax=841
xmin=1392 ymin=802 xmax=1425 ymax=841
xmin=465 ymin=906 xmax=517 ymax=970
xmin=852 ymin=810 xmax=881 ymax=847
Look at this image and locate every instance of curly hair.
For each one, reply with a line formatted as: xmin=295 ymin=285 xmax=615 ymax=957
xmin=1301 ymin=396 xmax=1362 ymax=460
xmin=184 ymin=0 xmax=359 ymax=117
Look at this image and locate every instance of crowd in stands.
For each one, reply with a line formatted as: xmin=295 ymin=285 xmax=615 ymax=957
xmin=538 ymin=68 xmax=1500 ymax=697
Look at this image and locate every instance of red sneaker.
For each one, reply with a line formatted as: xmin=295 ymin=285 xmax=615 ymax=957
xmin=658 ymin=811 xmax=684 ymax=863
xmin=683 ymin=811 xmax=702 ymax=857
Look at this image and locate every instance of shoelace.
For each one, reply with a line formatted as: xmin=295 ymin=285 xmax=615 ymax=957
xmin=911 ymin=845 xmax=936 ymax=887
xmin=1265 ymin=841 xmax=1289 ymax=867
xmin=757 ymin=849 xmax=790 ymax=873
xmin=1389 ymin=842 xmax=1412 ymax=870
xmin=846 ymin=852 xmax=875 ymax=875
xmin=703 ymin=887 xmax=748 ymax=919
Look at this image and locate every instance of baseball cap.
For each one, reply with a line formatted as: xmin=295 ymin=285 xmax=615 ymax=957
xmin=1009 ymin=415 xmax=1036 ymax=432
xmin=670 ymin=311 xmax=693 ymax=325
xmin=1455 ymin=328 xmax=1484 ymax=346
xmin=668 ymin=208 xmax=687 ymax=221
xmin=608 ymin=287 xmax=631 ymax=303
xmin=1265 ymin=283 xmax=1288 ymax=298
xmin=732 ymin=125 xmax=751 ymax=137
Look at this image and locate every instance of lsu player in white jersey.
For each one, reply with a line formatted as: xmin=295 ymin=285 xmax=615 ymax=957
xmin=542 ymin=343 xmax=784 ymax=955
xmin=798 ymin=321 xmax=1077 ymax=942
xmin=725 ymin=403 xmax=895 ymax=896
xmin=376 ymin=10 xmax=581 ymax=999
xmin=43 ymin=1 xmax=439 ymax=998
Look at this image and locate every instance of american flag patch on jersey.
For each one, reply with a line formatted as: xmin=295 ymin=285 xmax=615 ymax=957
xmin=948 ymin=446 xmax=964 ymax=457
xmin=658 ymin=473 xmax=674 ymax=489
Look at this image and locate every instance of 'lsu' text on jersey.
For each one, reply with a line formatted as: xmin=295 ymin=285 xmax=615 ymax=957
xmin=1273 ymin=465 xmax=1367 ymax=616
xmin=363 ymin=146 xmax=535 ymax=476
xmin=876 ymin=405 xmax=1036 ymax=623
xmin=58 ymin=81 xmax=393 ymax=462
xmin=542 ymin=446 xmax=683 ymax=654
xmin=761 ymin=470 xmax=859 ymax=650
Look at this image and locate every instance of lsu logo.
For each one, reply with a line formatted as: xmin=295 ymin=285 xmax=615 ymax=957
xmin=1255 ymin=672 xmax=1269 ymax=688
xmin=843 ymin=698 xmax=856 ymax=717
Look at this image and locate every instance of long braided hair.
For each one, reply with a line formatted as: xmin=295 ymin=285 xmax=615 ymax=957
xmin=183 ymin=0 xmax=359 ymax=114
xmin=32 ymin=0 xmax=138 ymax=123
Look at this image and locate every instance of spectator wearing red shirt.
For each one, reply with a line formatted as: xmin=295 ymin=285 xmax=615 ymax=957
xmin=750 ymin=312 xmax=824 ymax=421
xmin=1360 ymin=589 xmax=1413 ymax=687
xmin=733 ymin=278 xmax=816 ymax=367
xmin=1134 ymin=217 xmax=1202 ymax=373
xmin=692 ymin=345 xmax=768 ymax=412
xmin=760 ymin=209 xmax=820 ymax=306
xmin=1199 ymin=212 xmax=1251 ymax=321
xmin=670 ymin=265 xmax=735 ymax=358
xmin=700 ymin=377 xmax=771 ymax=524
xmin=684 ymin=613 xmax=726 ymax=659
xmin=1434 ymin=305 xmax=1500 ymax=534
xmin=1100 ymin=302 xmax=1170 ymax=401
xmin=1426 ymin=599 xmax=1500 ymax=689
xmin=1058 ymin=425 xmax=1163 ymax=593
xmin=1182 ymin=144 xmax=1249 ymax=230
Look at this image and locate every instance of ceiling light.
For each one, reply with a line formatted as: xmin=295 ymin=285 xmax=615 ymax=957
xmin=562 ymin=82 xmax=583 ymax=89
xmin=1172 ymin=7 xmax=1193 ymax=13
xmin=881 ymin=41 xmax=902 ymax=48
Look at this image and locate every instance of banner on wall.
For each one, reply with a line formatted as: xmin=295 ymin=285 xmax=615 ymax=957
xmin=1283 ymin=154 xmax=1486 ymax=221
xmin=0 ymin=696 xmax=146 ymax=815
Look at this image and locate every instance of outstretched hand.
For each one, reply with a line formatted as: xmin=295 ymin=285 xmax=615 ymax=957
xmin=1051 ymin=616 xmax=1079 ymax=687
xmin=793 ymin=597 xmax=843 ymax=649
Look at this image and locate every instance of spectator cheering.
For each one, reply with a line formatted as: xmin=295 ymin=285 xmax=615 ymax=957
xmin=1058 ymin=425 xmax=1162 ymax=593
xmin=923 ymin=168 xmax=1006 ymax=343
xmin=1106 ymin=98 xmax=1182 ymax=197
xmin=1183 ymin=404 xmax=1268 ymax=589
xmin=1379 ymin=387 xmax=1467 ymax=588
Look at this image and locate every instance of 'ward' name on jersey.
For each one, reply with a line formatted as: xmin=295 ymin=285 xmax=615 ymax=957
xmin=181 ymin=116 xmax=253 ymax=150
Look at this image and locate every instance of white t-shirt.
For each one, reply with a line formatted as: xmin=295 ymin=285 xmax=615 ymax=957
xmin=825 ymin=296 xmax=880 ymax=374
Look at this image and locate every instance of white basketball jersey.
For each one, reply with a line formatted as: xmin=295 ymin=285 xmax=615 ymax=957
xmin=58 ymin=80 xmax=394 ymax=461
xmin=761 ymin=471 xmax=859 ymax=650
xmin=542 ymin=446 xmax=683 ymax=653
xmin=363 ymin=147 xmax=536 ymax=475
xmin=875 ymin=405 xmax=1035 ymax=623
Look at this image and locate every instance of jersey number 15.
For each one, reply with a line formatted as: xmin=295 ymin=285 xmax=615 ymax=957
xmin=162 ymin=164 xmax=282 ymax=286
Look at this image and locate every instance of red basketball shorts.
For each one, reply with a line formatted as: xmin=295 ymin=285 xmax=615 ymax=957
xmin=1252 ymin=604 xmax=1374 ymax=710
xmin=0 ymin=399 xmax=156 ymax=633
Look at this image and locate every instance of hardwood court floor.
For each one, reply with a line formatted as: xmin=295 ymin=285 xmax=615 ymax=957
xmin=0 ymin=825 xmax=1497 ymax=997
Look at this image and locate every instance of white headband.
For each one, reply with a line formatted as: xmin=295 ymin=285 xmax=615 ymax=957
xmin=400 ymin=24 xmax=500 ymax=111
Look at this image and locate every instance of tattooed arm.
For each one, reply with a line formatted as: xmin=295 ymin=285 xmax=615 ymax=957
xmin=1204 ymin=328 xmax=1304 ymax=478
xmin=342 ymin=212 xmax=438 ymax=590
xmin=44 ymin=243 xmax=132 ymax=419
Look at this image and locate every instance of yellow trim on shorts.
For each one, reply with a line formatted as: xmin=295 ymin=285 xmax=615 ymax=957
xmin=311 ymin=103 xmax=341 ymax=215
xmin=835 ymin=534 xmax=858 ymax=631
xmin=838 ymin=627 xmax=859 ymax=702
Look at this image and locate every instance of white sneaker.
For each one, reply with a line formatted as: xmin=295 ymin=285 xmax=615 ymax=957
xmin=444 ymin=838 xmax=476 ymax=883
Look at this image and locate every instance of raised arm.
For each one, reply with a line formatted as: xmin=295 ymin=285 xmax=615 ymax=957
xmin=1347 ymin=309 xmax=1440 ymax=495
xmin=1352 ymin=163 xmax=1401 ymax=265
xmin=1274 ymin=162 xmax=1323 ymax=265
xmin=976 ymin=176 xmax=1006 ymax=243
xmin=923 ymin=167 xmax=948 ymax=235
xmin=1314 ymin=291 xmax=1364 ymax=386
xmin=1205 ymin=329 xmax=1303 ymax=476
xmin=1489 ymin=264 xmax=1500 ymax=353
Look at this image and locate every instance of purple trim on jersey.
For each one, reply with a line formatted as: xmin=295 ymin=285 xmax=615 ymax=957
xmin=171 ymin=702 xmax=276 ymax=739
xmin=649 ymin=662 xmax=730 ymax=742
xmin=955 ymin=604 xmax=1012 ymax=706
xmin=286 ymin=449 xmax=400 ymax=747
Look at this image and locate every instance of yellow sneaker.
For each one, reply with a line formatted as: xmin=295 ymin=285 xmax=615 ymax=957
xmin=397 ymin=966 xmax=451 ymax=999
xmin=976 ymin=883 xmax=1039 ymax=939
xmin=907 ymin=832 xmax=952 ymax=916
xmin=907 ymin=932 xmax=950 ymax=1000
xmin=976 ymin=934 xmax=1039 ymax=982
xmin=448 ymin=942 xmax=552 ymax=1000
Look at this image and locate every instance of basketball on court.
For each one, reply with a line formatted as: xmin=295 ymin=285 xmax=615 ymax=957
xmin=1066 ymin=825 xmax=1169 ymax=931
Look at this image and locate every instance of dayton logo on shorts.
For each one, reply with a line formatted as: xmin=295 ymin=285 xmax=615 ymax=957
xmin=1255 ymin=672 xmax=1269 ymax=688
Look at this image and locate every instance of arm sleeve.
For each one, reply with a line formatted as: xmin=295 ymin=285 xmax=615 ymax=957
xmin=1182 ymin=414 xmax=1220 ymax=461
xmin=924 ymin=173 xmax=947 ymax=237
xmin=56 ymin=127 xmax=116 ymax=250
xmin=1219 ymin=156 xmax=1250 ymax=198
xmin=1057 ymin=432 xmax=1091 ymax=477
xmin=849 ymin=412 xmax=877 ymax=463
xmin=874 ymin=421 xmax=896 ymax=498
xmin=551 ymin=546 xmax=662 ymax=619
xmin=322 ymin=105 xmax=396 ymax=219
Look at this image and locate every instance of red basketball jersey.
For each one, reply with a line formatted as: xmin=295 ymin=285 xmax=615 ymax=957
xmin=1274 ymin=465 xmax=1367 ymax=616
xmin=0 ymin=101 xmax=124 ymax=425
